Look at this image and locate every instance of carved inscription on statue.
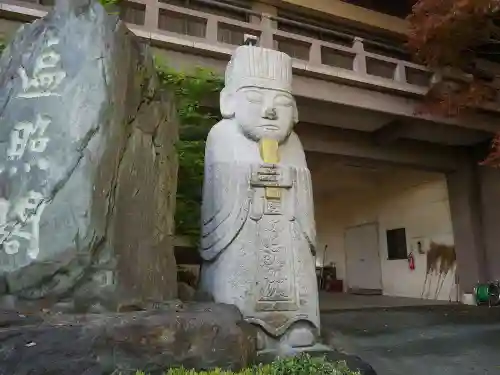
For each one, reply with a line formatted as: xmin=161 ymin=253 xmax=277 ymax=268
xmin=256 ymin=218 xmax=298 ymax=311
xmin=265 ymin=200 xmax=282 ymax=215
xmin=17 ymin=35 xmax=66 ymax=98
xmin=250 ymin=166 xmax=293 ymax=189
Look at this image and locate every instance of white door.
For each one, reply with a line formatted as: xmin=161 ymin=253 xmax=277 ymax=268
xmin=345 ymin=223 xmax=382 ymax=292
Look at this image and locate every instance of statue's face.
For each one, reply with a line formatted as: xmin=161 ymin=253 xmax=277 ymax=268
xmin=234 ymin=87 xmax=296 ymax=142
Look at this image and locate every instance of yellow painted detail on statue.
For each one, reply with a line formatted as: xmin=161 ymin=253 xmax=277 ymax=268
xmin=259 ymin=138 xmax=281 ymax=200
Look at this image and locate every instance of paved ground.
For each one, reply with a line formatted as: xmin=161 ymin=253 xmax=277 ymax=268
xmin=319 ymin=292 xmax=452 ymax=311
xmin=321 ymin=305 xmax=500 ymax=375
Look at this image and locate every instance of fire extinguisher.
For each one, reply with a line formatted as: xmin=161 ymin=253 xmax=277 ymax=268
xmin=408 ymin=251 xmax=415 ymax=271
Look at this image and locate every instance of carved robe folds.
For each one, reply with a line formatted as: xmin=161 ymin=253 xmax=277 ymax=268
xmin=199 ymin=121 xmax=319 ymax=344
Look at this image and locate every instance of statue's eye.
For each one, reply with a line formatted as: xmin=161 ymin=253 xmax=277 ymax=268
xmin=245 ymin=91 xmax=263 ymax=103
xmin=274 ymin=95 xmax=293 ymax=107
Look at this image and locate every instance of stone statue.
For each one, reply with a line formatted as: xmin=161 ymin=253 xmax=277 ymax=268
xmin=199 ymin=45 xmax=320 ymax=355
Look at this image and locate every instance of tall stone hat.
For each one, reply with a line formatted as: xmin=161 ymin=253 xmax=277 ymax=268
xmin=225 ymin=45 xmax=293 ymax=93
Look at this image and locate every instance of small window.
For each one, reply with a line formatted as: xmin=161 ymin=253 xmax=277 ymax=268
xmin=386 ymin=228 xmax=407 ymax=260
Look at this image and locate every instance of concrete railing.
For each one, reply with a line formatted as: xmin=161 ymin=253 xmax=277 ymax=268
xmin=1 ymin=0 xmax=433 ymax=96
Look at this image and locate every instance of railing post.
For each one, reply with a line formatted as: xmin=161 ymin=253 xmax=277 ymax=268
xmin=259 ymin=14 xmax=275 ymax=49
xmin=394 ymin=63 xmax=407 ymax=84
xmin=251 ymin=2 xmax=277 ymax=49
xmin=144 ymin=0 xmax=159 ymax=30
xmin=309 ymin=41 xmax=322 ymax=66
xmin=353 ymin=37 xmax=367 ymax=74
xmin=206 ymin=15 xmax=218 ymax=43
xmin=431 ymin=71 xmax=443 ymax=85
xmin=250 ymin=1 xmax=277 ymax=23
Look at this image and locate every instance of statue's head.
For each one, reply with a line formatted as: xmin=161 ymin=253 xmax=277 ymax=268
xmin=220 ymin=46 xmax=297 ymax=143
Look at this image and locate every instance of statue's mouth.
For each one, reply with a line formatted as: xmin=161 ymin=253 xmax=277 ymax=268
xmin=260 ymin=124 xmax=279 ymax=130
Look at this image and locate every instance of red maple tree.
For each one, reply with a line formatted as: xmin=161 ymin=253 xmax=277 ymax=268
xmin=407 ymin=0 xmax=500 ymax=164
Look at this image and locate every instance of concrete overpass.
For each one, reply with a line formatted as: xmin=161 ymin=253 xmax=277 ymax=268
xmin=2 ymin=0 xmax=500 ymax=299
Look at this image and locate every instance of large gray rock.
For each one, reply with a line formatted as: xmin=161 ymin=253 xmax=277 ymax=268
xmin=0 ymin=0 xmax=178 ymax=304
xmin=0 ymin=303 xmax=257 ymax=374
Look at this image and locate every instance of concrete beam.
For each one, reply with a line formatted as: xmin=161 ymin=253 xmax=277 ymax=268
xmin=161 ymin=49 xmax=500 ymax=134
xmin=292 ymin=75 xmax=500 ymax=134
xmin=274 ymin=0 xmax=408 ymax=36
xmin=372 ymin=120 xmax=406 ymax=145
xmin=296 ymin=123 xmax=465 ymax=172
xmin=2 ymin=3 xmax=500 ymax=135
xmin=0 ymin=2 xmax=45 ymax=21
xmin=197 ymin=90 xmax=395 ymax=131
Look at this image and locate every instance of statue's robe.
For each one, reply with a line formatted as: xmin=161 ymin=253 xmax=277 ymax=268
xmin=199 ymin=119 xmax=320 ymax=339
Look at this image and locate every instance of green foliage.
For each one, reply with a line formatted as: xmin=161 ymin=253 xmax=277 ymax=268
xmin=98 ymin=0 xmax=122 ymax=6
xmin=156 ymin=60 xmax=223 ymax=243
xmin=98 ymin=0 xmax=122 ymax=13
xmin=266 ymin=354 xmax=360 ymax=375
xmin=132 ymin=354 xmax=361 ymax=375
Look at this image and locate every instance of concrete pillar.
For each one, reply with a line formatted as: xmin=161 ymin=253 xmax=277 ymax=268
xmin=478 ymin=164 xmax=500 ymax=281
xmin=251 ymin=2 xmax=278 ymax=22
xmin=251 ymin=1 xmax=277 ymax=49
xmin=144 ymin=0 xmax=159 ymax=30
xmin=446 ymin=159 xmax=488 ymax=293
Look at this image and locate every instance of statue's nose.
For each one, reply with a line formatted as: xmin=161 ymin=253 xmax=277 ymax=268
xmin=263 ymin=107 xmax=278 ymax=120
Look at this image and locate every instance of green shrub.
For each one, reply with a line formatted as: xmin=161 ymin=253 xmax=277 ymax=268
xmin=133 ymin=354 xmax=361 ymax=375
xmin=266 ymin=354 xmax=360 ymax=375
xmin=156 ymin=61 xmax=223 ymax=244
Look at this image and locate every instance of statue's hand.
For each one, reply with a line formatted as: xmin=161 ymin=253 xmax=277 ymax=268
xmin=258 ymin=163 xmax=279 ymax=175
xmin=251 ymin=164 xmax=293 ymax=188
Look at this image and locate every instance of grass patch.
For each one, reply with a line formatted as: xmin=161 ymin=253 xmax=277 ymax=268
xmin=133 ymin=354 xmax=361 ymax=375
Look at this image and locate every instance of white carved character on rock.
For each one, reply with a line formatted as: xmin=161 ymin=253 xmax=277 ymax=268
xmin=199 ymin=45 xmax=320 ymax=354
xmin=0 ymin=191 xmax=47 ymax=260
xmin=7 ymin=114 xmax=52 ymax=175
xmin=17 ymin=34 xmax=66 ymax=99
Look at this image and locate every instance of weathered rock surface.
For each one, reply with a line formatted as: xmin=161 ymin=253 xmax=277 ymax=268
xmin=0 ymin=0 xmax=178 ymax=304
xmin=178 ymin=281 xmax=196 ymax=301
xmin=0 ymin=303 xmax=257 ymax=374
